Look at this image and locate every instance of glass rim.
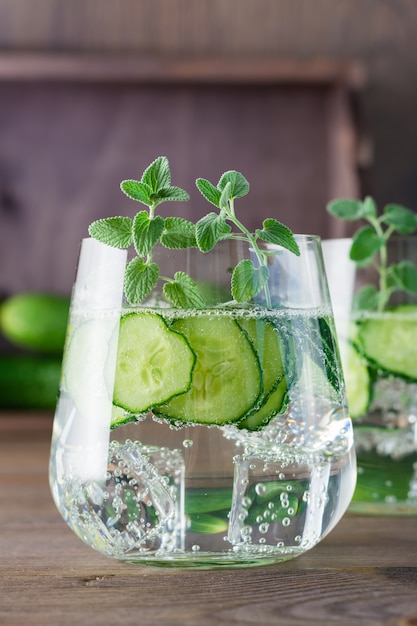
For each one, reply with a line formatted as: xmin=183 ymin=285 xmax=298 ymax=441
xmin=323 ymin=235 xmax=417 ymax=243
xmin=80 ymin=233 xmax=323 ymax=245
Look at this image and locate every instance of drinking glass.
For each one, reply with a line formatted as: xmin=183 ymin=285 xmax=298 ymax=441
xmin=323 ymin=236 xmax=417 ymax=515
xmin=49 ymin=236 xmax=355 ymax=568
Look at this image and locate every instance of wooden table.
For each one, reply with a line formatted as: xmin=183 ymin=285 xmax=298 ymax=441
xmin=1 ymin=414 xmax=417 ymax=626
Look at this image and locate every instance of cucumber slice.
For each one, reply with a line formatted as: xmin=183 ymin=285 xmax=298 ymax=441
xmin=113 ymin=312 xmax=196 ymax=413
xmin=353 ymin=447 xmax=417 ymax=504
xmin=185 ymin=488 xmax=232 ymax=534
xmin=235 ymin=318 xmax=290 ymax=431
xmin=358 ymin=304 xmax=417 ymax=380
xmin=110 ymin=405 xmax=138 ymax=429
xmin=237 ymin=317 xmax=285 ymax=399
xmin=238 ymin=377 xmax=288 ymax=431
xmin=295 ymin=354 xmax=340 ymax=403
xmin=341 ymin=340 xmax=371 ymax=419
xmin=154 ymin=315 xmax=262 ymax=426
xmin=188 ymin=512 xmax=229 ymax=534
xmin=245 ymin=493 xmax=299 ymax=525
xmin=64 ymin=317 xmax=119 ymax=420
xmin=185 ymin=488 xmax=232 ymax=514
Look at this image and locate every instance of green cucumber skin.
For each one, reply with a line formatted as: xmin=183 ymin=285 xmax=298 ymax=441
xmin=185 ymin=488 xmax=233 ymax=514
xmin=113 ymin=312 xmax=196 ymax=414
xmin=154 ymin=316 xmax=262 ymax=426
xmin=342 ymin=339 xmax=373 ymax=420
xmin=236 ymin=318 xmax=284 ymax=399
xmin=353 ymin=448 xmax=417 ymax=504
xmin=0 ymin=293 xmax=69 ymax=354
xmin=357 ymin=306 xmax=417 ymax=381
xmin=0 ymin=354 xmax=61 ymax=409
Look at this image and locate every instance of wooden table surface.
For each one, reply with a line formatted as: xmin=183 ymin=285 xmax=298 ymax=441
xmin=1 ymin=415 xmax=417 ymax=626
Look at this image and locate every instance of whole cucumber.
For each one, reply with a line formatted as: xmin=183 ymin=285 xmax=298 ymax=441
xmin=0 ymin=354 xmax=61 ymax=409
xmin=0 ymin=293 xmax=69 ymax=353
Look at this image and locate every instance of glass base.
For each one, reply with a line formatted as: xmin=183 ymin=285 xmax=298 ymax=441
xmin=349 ymin=501 xmax=417 ymax=516
xmin=119 ymin=546 xmax=306 ymax=569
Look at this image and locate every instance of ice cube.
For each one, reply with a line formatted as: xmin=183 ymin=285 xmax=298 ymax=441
xmin=68 ymin=440 xmax=183 ymax=557
xmin=227 ymin=454 xmax=310 ymax=549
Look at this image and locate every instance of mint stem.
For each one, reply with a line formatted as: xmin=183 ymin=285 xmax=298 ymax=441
xmin=367 ymin=217 xmax=396 ymax=311
xmin=225 ymin=199 xmax=272 ymax=307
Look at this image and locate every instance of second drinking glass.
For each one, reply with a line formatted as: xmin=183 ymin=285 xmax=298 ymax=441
xmin=323 ymin=236 xmax=417 ymax=515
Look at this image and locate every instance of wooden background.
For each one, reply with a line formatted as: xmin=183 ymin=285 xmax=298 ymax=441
xmin=0 ymin=0 xmax=416 ymax=295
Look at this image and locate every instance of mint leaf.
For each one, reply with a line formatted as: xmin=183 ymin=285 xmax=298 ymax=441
xmin=361 ymin=196 xmax=378 ymax=218
xmin=231 ymin=259 xmax=269 ymax=302
xmin=381 ymin=204 xmax=417 ymax=234
xmin=154 ymin=186 xmax=190 ymax=203
xmin=218 ymin=171 xmax=250 ymax=199
xmin=163 ymin=272 xmax=206 ymax=308
xmin=350 ymin=226 xmax=384 ymax=264
xmin=256 ymin=219 xmax=300 ymax=256
xmin=141 ymin=156 xmax=171 ymax=192
xmin=88 ymin=217 xmax=133 ymax=248
xmin=352 ymin=285 xmax=379 ymax=312
xmin=160 ymin=217 xmax=197 ymax=249
xmin=196 ymin=212 xmax=231 ymax=252
xmin=132 ymin=211 xmax=164 ymax=256
xmin=219 ymin=181 xmax=232 ymax=209
xmin=124 ymin=257 xmax=159 ymax=304
xmin=120 ymin=180 xmax=153 ymax=205
xmin=327 ymin=198 xmax=365 ymax=220
xmin=196 ymin=178 xmax=222 ymax=207
xmin=388 ymin=261 xmax=417 ymax=294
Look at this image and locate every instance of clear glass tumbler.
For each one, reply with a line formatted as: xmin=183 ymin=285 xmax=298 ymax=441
xmin=49 ymin=236 xmax=355 ymax=567
xmin=323 ymin=236 xmax=417 ymax=515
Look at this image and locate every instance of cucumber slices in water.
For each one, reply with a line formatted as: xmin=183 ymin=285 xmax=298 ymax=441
xmin=237 ymin=318 xmax=285 ymax=400
xmin=340 ymin=340 xmax=371 ymax=419
xmin=236 ymin=318 xmax=288 ymax=431
xmin=358 ymin=304 xmax=417 ymax=380
xmin=113 ymin=312 xmax=196 ymax=413
xmin=238 ymin=377 xmax=288 ymax=431
xmin=68 ymin=311 xmax=290 ymax=429
xmin=154 ymin=315 xmax=262 ymax=426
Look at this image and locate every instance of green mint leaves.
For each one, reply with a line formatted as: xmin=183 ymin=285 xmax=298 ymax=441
xmin=163 ymin=272 xmax=206 ymax=309
xmin=121 ymin=157 xmax=189 ymax=208
xmin=195 ymin=171 xmax=300 ymax=305
xmin=89 ymin=157 xmax=198 ymax=306
xmin=88 ymin=216 xmax=133 ymax=249
xmin=327 ymin=196 xmax=417 ymax=311
xmin=124 ymin=258 xmax=159 ymax=304
xmin=89 ymin=156 xmax=299 ymax=307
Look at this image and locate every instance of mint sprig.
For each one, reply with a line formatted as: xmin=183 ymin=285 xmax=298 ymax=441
xmin=196 ymin=171 xmax=300 ymax=306
xmin=327 ymin=196 xmax=417 ymax=311
xmin=89 ymin=156 xmax=300 ymax=307
xmin=89 ymin=156 xmax=199 ymax=306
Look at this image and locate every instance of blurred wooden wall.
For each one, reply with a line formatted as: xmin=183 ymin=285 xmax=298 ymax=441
xmin=0 ymin=0 xmax=416 ymax=294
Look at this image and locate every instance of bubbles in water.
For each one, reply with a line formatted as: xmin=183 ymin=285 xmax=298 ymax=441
xmin=64 ymin=440 xmax=184 ymax=558
xmin=228 ymin=455 xmax=308 ymax=550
